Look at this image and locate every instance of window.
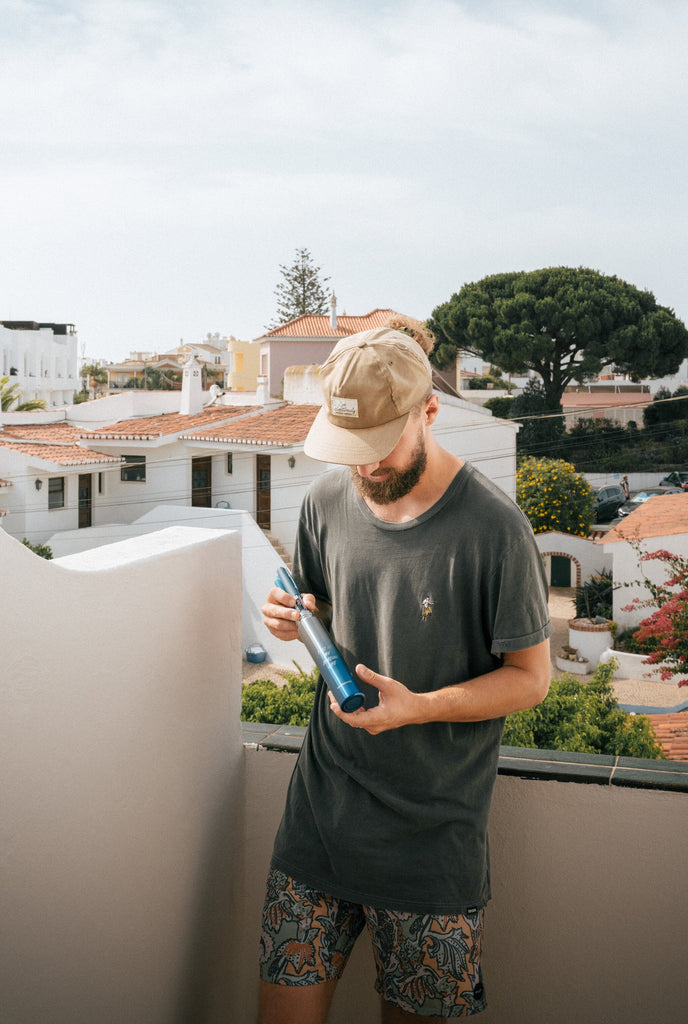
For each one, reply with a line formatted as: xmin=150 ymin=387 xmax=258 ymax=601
xmin=236 ymin=353 xmax=244 ymax=373
xmin=48 ymin=477 xmax=65 ymax=510
xmin=121 ymin=455 xmax=146 ymax=482
xmin=227 ymin=452 xmax=233 ymax=474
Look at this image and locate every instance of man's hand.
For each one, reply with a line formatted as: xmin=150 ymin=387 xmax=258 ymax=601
xmin=328 ymin=665 xmax=424 ymax=735
xmin=262 ymin=585 xmax=317 ymax=642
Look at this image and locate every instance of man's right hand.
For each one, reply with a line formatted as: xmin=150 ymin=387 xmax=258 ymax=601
xmin=262 ymin=586 xmax=317 ymax=641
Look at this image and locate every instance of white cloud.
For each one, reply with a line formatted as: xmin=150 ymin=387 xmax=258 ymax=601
xmin=1 ymin=0 xmax=687 ymax=359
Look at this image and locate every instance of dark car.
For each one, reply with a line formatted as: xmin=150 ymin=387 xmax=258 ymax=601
xmin=657 ymin=471 xmax=688 ymax=491
xmin=593 ymin=484 xmax=627 ymax=523
xmin=616 ymin=488 xmax=685 ymax=518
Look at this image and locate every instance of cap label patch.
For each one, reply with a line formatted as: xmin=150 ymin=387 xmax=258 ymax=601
xmin=331 ymin=396 xmax=359 ymax=418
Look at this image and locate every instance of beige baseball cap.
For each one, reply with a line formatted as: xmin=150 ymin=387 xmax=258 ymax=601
xmin=304 ymin=328 xmax=433 ymax=465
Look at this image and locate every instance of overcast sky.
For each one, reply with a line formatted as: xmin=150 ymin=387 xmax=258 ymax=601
xmin=2 ymin=0 xmax=686 ymax=364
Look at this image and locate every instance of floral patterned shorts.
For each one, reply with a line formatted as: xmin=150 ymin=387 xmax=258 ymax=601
xmin=259 ymin=867 xmax=487 ymax=1018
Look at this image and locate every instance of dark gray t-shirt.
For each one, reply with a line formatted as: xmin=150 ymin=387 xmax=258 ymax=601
xmin=271 ymin=462 xmax=552 ymax=913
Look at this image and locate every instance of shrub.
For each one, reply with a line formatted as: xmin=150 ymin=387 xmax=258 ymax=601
xmin=622 ymin=546 xmax=688 ymax=683
xmin=516 ymin=457 xmax=594 ymax=537
xmin=575 ymin=569 xmax=613 ymax=620
xmin=22 ymin=538 xmax=53 ymax=560
xmin=241 ymin=665 xmax=318 ymax=725
xmin=503 ymin=659 xmax=665 ymax=759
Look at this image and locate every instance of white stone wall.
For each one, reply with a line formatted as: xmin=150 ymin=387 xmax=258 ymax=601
xmin=605 ymin=529 xmax=688 ymax=629
xmin=535 ymin=531 xmax=613 ymax=589
xmin=0 ymin=525 xmax=245 ymax=1024
xmin=50 ymin=505 xmax=314 ymax=670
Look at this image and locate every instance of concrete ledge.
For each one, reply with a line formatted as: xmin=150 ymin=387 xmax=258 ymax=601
xmin=241 ymin=725 xmax=688 ymax=793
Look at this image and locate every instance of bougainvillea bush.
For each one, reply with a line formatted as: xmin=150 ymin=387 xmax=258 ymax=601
xmin=516 ymin=457 xmax=594 ymax=537
xmin=623 ymin=547 xmax=688 ymax=684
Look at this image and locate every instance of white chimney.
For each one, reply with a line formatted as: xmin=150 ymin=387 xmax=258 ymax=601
xmin=330 ymin=293 xmax=337 ymax=331
xmin=179 ymin=354 xmax=203 ymax=415
xmin=256 ymin=375 xmax=269 ymax=405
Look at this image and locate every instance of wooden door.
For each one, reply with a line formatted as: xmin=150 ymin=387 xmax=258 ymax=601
xmin=192 ymin=457 xmax=212 ymax=507
xmin=256 ymin=454 xmax=271 ymax=530
xmin=78 ymin=474 xmax=92 ymax=529
xmin=551 ymin=555 xmax=571 ymax=587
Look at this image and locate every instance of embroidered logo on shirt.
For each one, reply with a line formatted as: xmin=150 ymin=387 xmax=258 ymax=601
xmin=421 ymin=595 xmax=434 ymax=621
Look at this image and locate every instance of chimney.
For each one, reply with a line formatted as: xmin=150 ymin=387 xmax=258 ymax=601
xmin=330 ymin=293 xmax=337 ymax=331
xmin=179 ymin=354 xmax=203 ymax=415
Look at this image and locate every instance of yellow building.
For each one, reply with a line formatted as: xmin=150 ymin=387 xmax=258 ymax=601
xmin=226 ymin=336 xmax=260 ymax=391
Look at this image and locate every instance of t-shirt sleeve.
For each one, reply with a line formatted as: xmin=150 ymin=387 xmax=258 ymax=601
xmin=292 ymin=493 xmax=330 ymax=605
xmin=489 ymin=533 xmax=553 ymax=654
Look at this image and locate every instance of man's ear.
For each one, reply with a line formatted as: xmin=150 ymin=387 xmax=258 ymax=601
xmin=425 ymin=394 xmax=440 ymax=424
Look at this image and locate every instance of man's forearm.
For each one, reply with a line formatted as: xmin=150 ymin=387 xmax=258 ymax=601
xmin=413 ymin=640 xmax=551 ymax=724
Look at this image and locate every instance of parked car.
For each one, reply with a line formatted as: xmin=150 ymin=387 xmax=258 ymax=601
xmin=593 ymin=484 xmax=627 ymax=523
xmin=616 ymin=488 xmax=685 ymax=518
xmin=657 ymin=471 xmax=688 ymax=491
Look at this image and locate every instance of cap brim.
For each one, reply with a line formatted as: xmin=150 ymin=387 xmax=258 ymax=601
xmin=303 ymin=406 xmax=410 ymax=465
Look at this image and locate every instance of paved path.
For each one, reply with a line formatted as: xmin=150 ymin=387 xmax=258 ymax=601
xmin=548 ymin=587 xmax=682 ymax=708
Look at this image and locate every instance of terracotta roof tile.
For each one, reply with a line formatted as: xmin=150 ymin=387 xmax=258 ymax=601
xmin=257 ymin=309 xmax=400 ymax=340
xmin=79 ymin=407 xmax=256 ymax=440
xmin=0 ymin=478 xmax=12 ymax=487
xmin=602 ymin=493 xmax=688 ymax=543
xmin=561 ymin=392 xmax=653 ymax=410
xmin=0 ymin=423 xmax=124 ymax=466
xmin=0 ymin=439 xmax=122 ymax=466
xmin=647 ymin=712 xmax=688 ymax=762
xmin=1 ymin=423 xmax=86 ymax=444
xmin=181 ymin=405 xmax=320 ymax=446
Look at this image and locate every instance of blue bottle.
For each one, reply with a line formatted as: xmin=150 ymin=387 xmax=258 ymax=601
xmin=275 ymin=566 xmax=365 ymax=713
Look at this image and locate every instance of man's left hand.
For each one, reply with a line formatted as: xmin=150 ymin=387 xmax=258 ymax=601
xmin=328 ymin=664 xmax=423 ymax=734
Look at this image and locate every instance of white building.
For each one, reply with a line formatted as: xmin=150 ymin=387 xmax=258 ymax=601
xmin=1 ymin=320 xmax=79 ymax=407
xmin=1 ymin=357 xmax=520 ymax=557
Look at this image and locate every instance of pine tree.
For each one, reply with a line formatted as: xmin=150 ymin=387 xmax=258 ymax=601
xmin=267 ymin=247 xmax=331 ymax=329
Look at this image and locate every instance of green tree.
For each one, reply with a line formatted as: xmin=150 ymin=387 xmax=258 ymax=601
xmin=0 ymin=375 xmax=47 ymax=412
xmin=428 ymin=267 xmax=688 ymax=409
xmin=643 ymin=385 xmax=688 ymax=427
xmin=510 ymin=378 xmax=565 ymax=453
xmin=516 ymin=457 xmax=593 ymax=537
xmin=267 ymin=247 xmax=331 ymax=329
xmin=81 ymin=362 xmax=108 ymax=395
xmin=503 ymin=660 xmax=665 ymax=758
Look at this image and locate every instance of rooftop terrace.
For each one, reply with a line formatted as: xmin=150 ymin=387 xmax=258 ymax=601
xmin=2 ymin=526 xmax=686 ymax=1024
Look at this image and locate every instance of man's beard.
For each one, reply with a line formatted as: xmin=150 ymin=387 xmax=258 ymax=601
xmin=350 ymin=436 xmax=427 ymax=505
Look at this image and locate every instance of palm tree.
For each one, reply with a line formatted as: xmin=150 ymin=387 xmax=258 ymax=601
xmin=1 ymin=375 xmax=47 ymax=412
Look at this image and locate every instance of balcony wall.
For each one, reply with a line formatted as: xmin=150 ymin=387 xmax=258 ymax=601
xmin=2 ymin=526 xmax=687 ymax=1024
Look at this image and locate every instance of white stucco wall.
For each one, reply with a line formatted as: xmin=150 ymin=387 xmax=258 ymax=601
xmin=0 ymin=324 xmax=79 ymax=407
xmin=49 ymin=505 xmax=314 ymax=670
xmin=535 ymin=531 xmax=613 ymax=589
xmin=0 ymin=525 xmax=245 ymax=1024
xmin=605 ymin=530 xmax=688 ymax=629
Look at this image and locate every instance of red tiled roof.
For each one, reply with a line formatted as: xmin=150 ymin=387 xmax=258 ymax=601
xmin=647 ymin=712 xmax=688 ymax=762
xmin=0 ymin=439 xmax=122 ymax=466
xmin=78 ymin=407 xmax=256 ymax=440
xmin=0 ymin=423 xmax=123 ymax=466
xmin=561 ymin=392 xmax=653 ymax=411
xmin=602 ymin=494 xmax=688 ymax=543
xmin=0 ymin=423 xmax=86 ymax=444
xmin=0 ymin=478 xmax=12 ymax=487
xmin=181 ymin=405 xmax=320 ymax=446
xmin=257 ymin=309 xmax=400 ymax=340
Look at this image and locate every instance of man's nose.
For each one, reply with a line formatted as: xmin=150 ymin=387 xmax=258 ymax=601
xmin=357 ymin=461 xmax=382 ymax=478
